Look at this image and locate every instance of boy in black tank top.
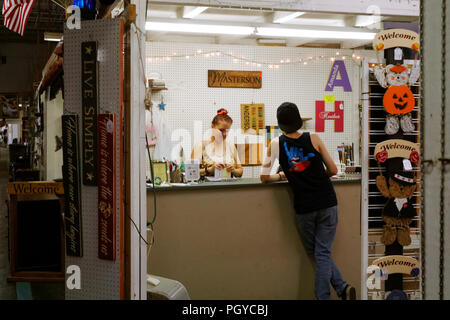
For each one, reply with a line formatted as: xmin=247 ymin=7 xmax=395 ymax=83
xmin=260 ymin=102 xmax=356 ymax=300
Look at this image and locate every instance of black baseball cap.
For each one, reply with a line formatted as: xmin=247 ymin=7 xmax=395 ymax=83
xmin=277 ymin=102 xmax=303 ymax=133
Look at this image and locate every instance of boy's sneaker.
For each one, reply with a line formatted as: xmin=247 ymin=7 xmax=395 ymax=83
xmin=341 ymin=285 xmax=356 ymax=300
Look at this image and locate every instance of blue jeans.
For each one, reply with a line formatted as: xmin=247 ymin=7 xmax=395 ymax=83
xmin=296 ymin=205 xmax=347 ymax=300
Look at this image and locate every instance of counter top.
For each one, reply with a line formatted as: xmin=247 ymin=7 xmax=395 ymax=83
xmin=146 ymin=176 xmax=361 ymax=191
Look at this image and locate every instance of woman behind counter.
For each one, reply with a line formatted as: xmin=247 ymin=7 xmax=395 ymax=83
xmin=191 ymin=109 xmax=243 ymax=178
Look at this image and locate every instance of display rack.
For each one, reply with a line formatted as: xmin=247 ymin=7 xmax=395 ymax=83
xmin=362 ymin=60 xmax=422 ymax=300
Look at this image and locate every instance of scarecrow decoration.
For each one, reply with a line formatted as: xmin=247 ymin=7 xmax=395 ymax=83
xmin=372 ymin=29 xmax=420 ymax=136
xmin=374 ymin=140 xmax=420 ymax=247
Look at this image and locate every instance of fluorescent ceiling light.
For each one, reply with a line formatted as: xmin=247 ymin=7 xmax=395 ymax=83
xmin=258 ymin=27 xmax=375 ymax=40
xmin=183 ymin=6 xmax=209 ymax=19
xmin=146 ymin=22 xmax=254 ymax=35
xmin=257 ymin=38 xmax=286 ymax=44
xmin=44 ymin=32 xmax=62 ymax=42
xmin=145 ymin=21 xmax=376 ymax=40
xmin=273 ymin=12 xmax=305 ymax=24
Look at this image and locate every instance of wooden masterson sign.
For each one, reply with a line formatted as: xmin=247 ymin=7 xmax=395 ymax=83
xmin=98 ymin=114 xmax=116 ymax=261
xmin=81 ymin=41 xmax=99 ymax=185
xmin=8 ymin=182 xmax=63 ymax=195
xmin=208 ymin=70 xmax=262 ymax=88
xmin=62 ymin=114 xmax=83 ymax=257
xmin=373 ymin=29 xmax=420 ymax=51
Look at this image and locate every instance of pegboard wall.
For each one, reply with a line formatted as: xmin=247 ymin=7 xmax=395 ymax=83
xmin=146 ymin=42 xmax=375 ymax=178
xmin=64 ymin=19 xmax=123 ymax=300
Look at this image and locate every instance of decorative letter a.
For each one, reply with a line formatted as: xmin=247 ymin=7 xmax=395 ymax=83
xmin=325 ymin=60 xmax=352 ymax=92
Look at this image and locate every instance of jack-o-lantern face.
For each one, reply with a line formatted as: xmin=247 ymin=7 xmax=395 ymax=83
xmin=383 ymin=85 xmax=415 ymax=114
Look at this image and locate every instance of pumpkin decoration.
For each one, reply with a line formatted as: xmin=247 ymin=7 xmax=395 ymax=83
xmin=383 ymin=85 xmax=415 ymax=114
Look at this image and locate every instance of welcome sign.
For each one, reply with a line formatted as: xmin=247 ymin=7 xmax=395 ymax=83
xmin=373 ymin=29 xmax=420 ymax=51
xmin=372 ymin=255 xmax=419 ymax=276
xmin=374 ymin=139 xmax=419 ymax=163
xmin=8 ymin=182 xmax=63 ymax=195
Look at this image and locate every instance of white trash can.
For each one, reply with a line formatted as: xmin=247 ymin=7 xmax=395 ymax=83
xmin=146 ymin=274 xmax=190 ymax=300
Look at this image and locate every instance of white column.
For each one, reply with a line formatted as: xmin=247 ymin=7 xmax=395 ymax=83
xmin=130 ymin=0 xmax=147 ymax=300
xmin=422 ymin=0 xmax=444 ymax=300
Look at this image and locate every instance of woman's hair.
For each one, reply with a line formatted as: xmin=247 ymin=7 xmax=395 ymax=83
xmin=212 ymin=108 xmax=233 ymax=126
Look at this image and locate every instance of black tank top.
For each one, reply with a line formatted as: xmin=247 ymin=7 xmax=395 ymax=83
xmin=278 ymin=133 xmax=337 ymax=214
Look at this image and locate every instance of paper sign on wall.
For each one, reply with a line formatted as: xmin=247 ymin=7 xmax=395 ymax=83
xmin=324 ymin=95 xmax=335 ymax=103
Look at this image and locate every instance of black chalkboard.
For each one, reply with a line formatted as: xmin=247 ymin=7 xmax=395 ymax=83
xmin=16 ymin=200 xmax=62 ymax=272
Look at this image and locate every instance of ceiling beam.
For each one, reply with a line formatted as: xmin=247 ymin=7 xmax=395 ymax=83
xmin=182 ymin=6 xmax=208 ymax=19
xmin=147 ymin=0 xmax=419 ymax=17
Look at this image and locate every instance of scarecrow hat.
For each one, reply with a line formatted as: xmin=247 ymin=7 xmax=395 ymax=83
xmin=387 ymin=158 xmax=416 ymax=186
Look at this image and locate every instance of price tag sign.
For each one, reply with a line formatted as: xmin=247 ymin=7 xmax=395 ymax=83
xmin=324 ymin=95 xmax=335 ymax=103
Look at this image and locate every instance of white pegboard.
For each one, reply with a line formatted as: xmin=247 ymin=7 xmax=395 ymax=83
xmin=64 ymin=19 xmax=122 ymax=300
xmin=146 ymin=42 xmax=375 ymax=178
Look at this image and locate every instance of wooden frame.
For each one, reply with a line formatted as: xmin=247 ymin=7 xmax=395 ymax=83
xmin=151 ymin=161 xmax=169 ymax=184
xmin=0 ymin=93 xmax=20 ymax=119
xmin=7 ymin=192 xmax=65 ymax=283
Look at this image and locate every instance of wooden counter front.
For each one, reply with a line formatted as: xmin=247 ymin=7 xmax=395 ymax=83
xmin=147 ymin=180 xmax=361 ymax=300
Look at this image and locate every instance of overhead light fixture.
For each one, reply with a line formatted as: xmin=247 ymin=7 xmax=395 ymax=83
xmin=183 ymin=6 xmax=209 ymax=19
xmin=257 ymin=38 xmax=286 ymax=45
xmin=145 ymin=22 xmax=254 ymax=36
xmin=273 ymin=12 xmax=305 ymax=24
xmin=44 ymin=32 xmax=62 ymax=42
xmin=145 ymin=20 xmax=376 ymax=40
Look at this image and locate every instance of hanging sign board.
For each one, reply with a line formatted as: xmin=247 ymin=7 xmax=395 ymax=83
xmin=81 ymin=41 xmax=99 ymax=185
xmin=208 ymin=70 xmax=262 ymax=88
xmin=315 ymin=101 xmax=344 ymax=132
xmin=372 ymin=255 xmax=419 ymax=276
xmin=8 ymin=182 xmax=63 ymax=195
xmin=98 ymin=114 xmax=116 ymax=261
xmin=373 ymin=29 xmax=420 ymax=52
xmin=241 ymin=104 xmax=265 ymax=134
xmin=62 ymin=114 xmax=83 ymax=257
xmin=374 ymin=139 xmax=420 ymax=163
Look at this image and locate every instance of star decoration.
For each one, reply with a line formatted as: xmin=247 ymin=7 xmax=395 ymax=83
xmin=158 ymin=101 xmax=166 ymax=111
xmin=87 ymin=172 xmax=94 ymax=181
xmin=85 ymin=46 xmax=93 ymax=55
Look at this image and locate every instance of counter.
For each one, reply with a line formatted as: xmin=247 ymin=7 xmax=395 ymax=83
xmin=148 ymin=176 xmax=361 ymax=191
xmin=147 ymin=177 xmax=361 ymax=300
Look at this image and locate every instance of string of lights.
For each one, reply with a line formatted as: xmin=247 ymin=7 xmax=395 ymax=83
xmin=147 ymin=49 xmax=363 ymax=68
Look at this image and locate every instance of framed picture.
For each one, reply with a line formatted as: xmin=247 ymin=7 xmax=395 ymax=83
xmin=151 ymin=161 xmax=168 ymax=185
xmin=0 ymin=94 xmax=20 ymax=119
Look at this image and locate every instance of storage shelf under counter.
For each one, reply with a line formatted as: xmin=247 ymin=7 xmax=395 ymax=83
xmin=146 ymin=175 xmax=361 ymax=300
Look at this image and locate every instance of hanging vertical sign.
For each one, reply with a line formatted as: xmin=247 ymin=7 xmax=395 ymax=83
xmin=98 ymin=114 xmax=116 ymax=261
xmin=240 ymin=104 xmax=265 ymax=134
xmin=62 ymin=115 xmax=83 ymax=257
xmin=315 ymin=101 xmax=344 ymax=132
xmin=81 ymin=41 xmax=98 ymax=185
xmin=325 ymin=60 xmax=352 ymax=92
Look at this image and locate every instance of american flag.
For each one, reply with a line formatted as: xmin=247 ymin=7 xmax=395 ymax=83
xmin=2 ymin=0 xmax=36 ymax=36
